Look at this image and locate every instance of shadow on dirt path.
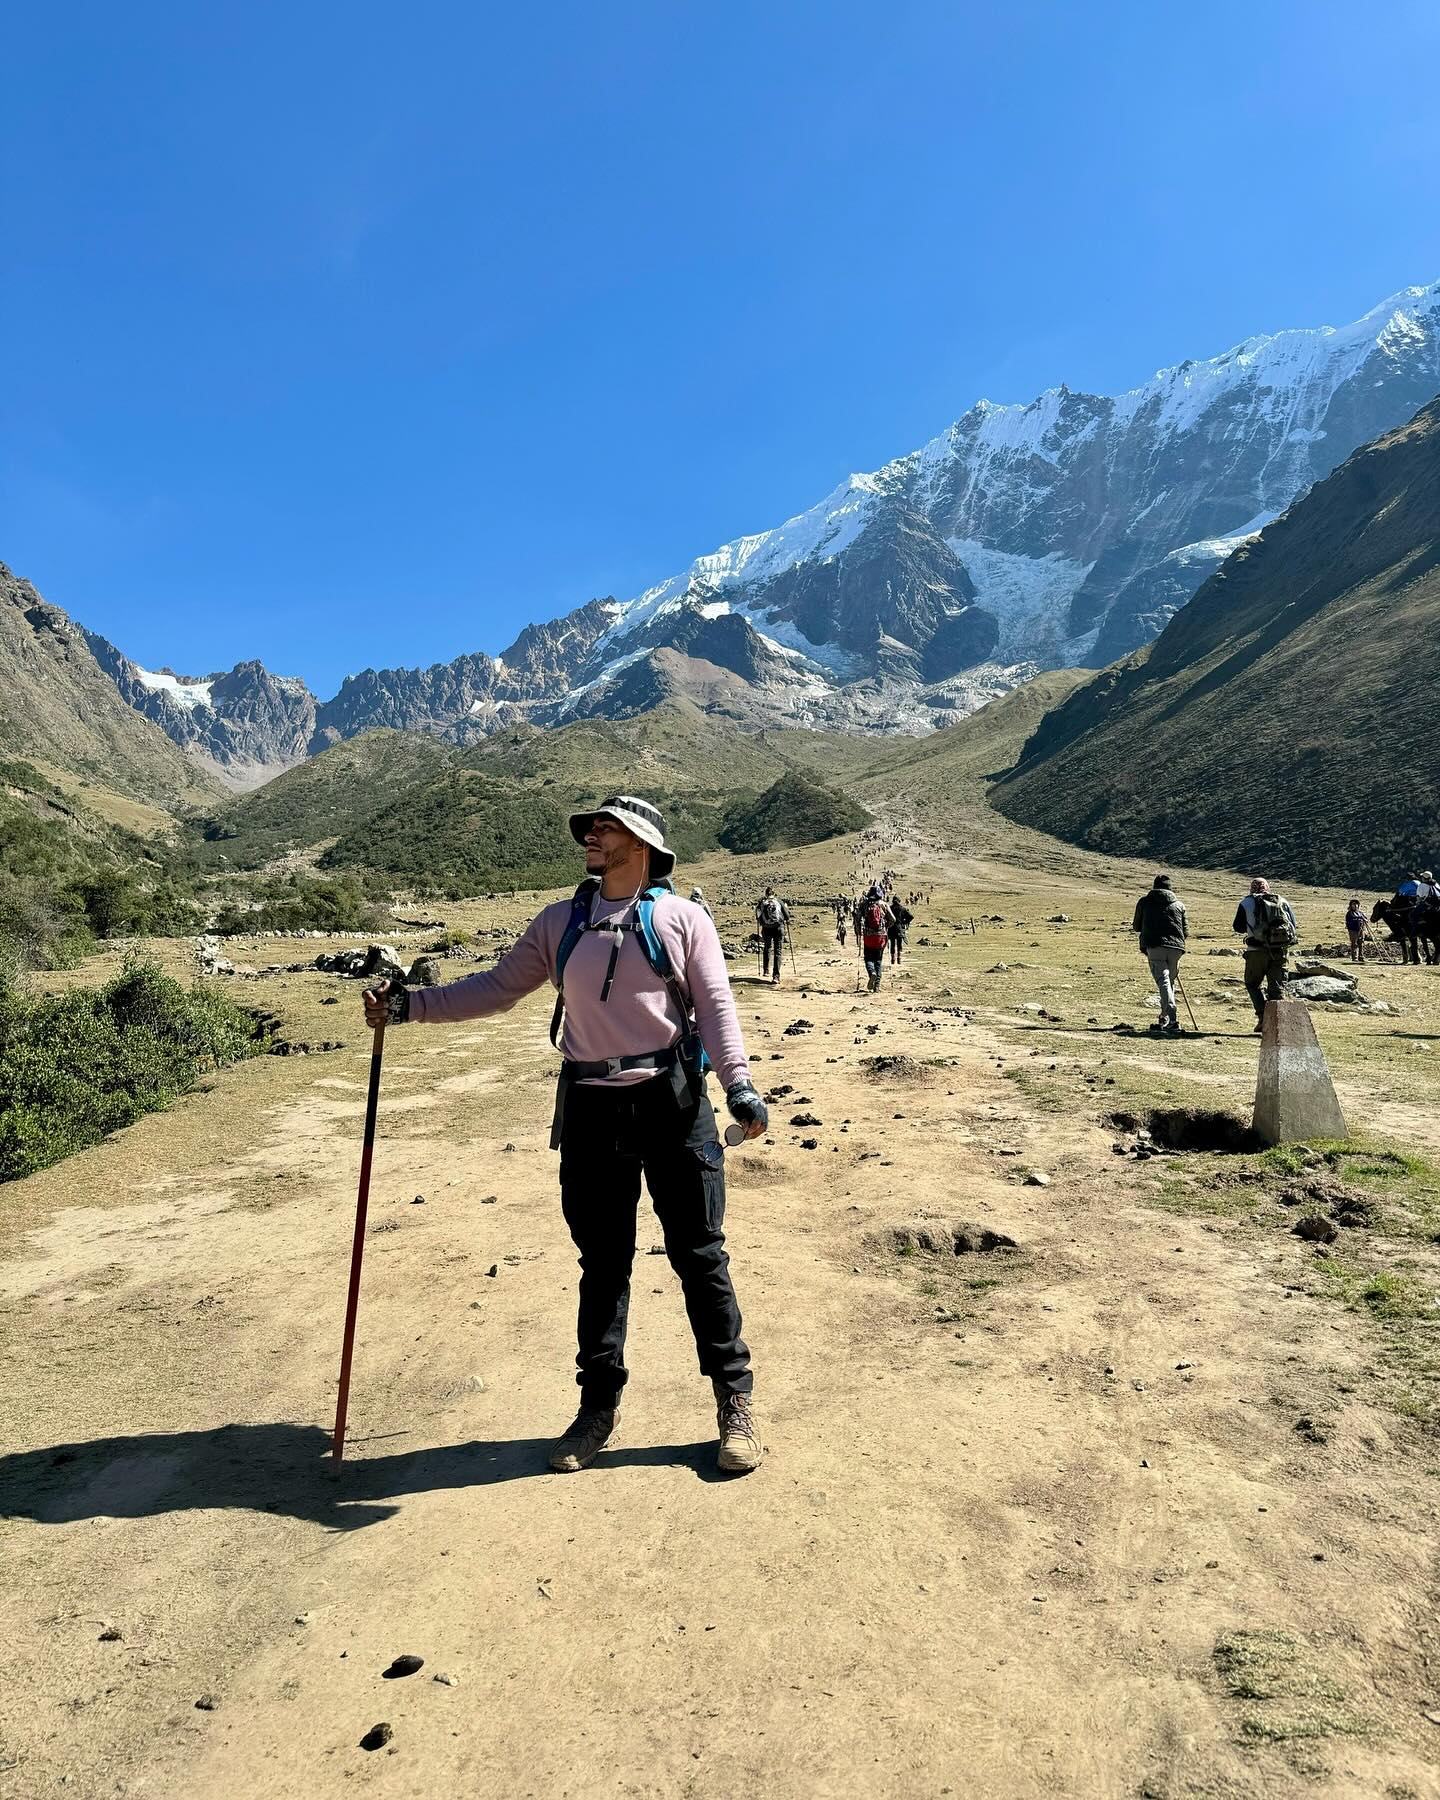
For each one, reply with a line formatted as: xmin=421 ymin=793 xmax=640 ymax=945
xmin=1 ymin=1423 xmax=726 ymax=1531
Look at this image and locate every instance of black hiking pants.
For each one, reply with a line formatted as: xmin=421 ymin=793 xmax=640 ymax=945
xmin=558 ymin=1077 xmax=752 ymax=1411
xmin=761 ymin=925 xmax=784 ymax=978
xmin=1243 ymin=944 xmax=1287 ymax=1019
xmin=887 ymin=926 xmax=904 ymax=965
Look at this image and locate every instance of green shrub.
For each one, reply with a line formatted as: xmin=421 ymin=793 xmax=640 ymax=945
xmin=211 ymin=872 xmax=386 ymax=935
xmin=0 ymin=960 xmax=260 ymax=1183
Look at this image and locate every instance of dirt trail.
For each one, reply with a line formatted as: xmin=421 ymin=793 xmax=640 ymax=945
xmin=3 ymin=844 xmax=1439 ymax=1797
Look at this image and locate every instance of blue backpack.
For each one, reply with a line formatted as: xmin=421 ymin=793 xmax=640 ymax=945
xmin=549 ymin=877 xmax=710 ymax=1073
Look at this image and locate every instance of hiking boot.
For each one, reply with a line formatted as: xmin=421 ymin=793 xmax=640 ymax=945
xmin=1252 ymin=1021 xmax=1264 ymax=1035
xmin=549 ymin=1404 xmax=618 ymax=1473
xmin=713 ymin=1385 xmax=762 ymax=1475
xmin=1163 ymin=1021 xmax=1182 ymax=1037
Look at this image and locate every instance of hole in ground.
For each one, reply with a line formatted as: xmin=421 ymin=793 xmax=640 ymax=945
xmin=1141 ymin=1108 xmax=1261 ymax=1153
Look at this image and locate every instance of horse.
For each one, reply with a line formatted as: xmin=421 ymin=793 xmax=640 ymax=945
xmin=1372 ymin=898 xmax=1440 ymax=965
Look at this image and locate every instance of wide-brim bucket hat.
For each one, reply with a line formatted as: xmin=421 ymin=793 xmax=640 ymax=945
xmin=569 ymin=794 xmax=676 ymax=880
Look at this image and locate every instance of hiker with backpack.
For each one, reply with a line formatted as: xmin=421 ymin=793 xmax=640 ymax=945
xmin=859 ymin=886 xmax=893 ymax=992
xmin=755 ymin=886 xmax=789 ymax=986
xmin=361 ymin=794 xmax=768 ymax=1477
xmin=689 ymin=885 xmax=714 ymax=922
xmin=886 ymin=897 xmax=913 ymax=965
xmin=1233 ymin=877 xmax=1299 ymax=1032
xmin=1131 ymin=874 xmax=1188 ymax=1035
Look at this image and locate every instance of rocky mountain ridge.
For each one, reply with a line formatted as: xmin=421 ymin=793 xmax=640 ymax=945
xmin=46 ymin=280 xmax=1440 ymax=781
xmin=991 ymin=393 xmax=1440 ymax=887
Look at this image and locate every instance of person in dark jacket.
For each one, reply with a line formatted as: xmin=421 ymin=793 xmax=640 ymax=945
xmin=1345 ymin=898 xmax=1366 ymax=963
xmin=1131 ymin=874 xmax=1188 ymax=1035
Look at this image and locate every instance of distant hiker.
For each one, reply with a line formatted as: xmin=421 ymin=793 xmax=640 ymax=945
xmin=887 ymin=897 xmax=913 ymax=965
xmin=1131 ymin=874 xmax=1187 ymax=1035
xmin=362 ymin=794 xmax=768 ymax=1476
xmin=1345 ymin=897 xmax=1366 ymax=963
xmin=1233 ymin=877 xmax=1298 ymax=1032
xmin=860 ymin=887 xmax=892 ymax=992
xmin=689 ymin=885 xmax=714 ymax=922
xmin=755 ymin=886 xmax=789 ymax=986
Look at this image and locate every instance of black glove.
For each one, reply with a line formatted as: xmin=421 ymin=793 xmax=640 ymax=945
xmin=384 ymin=984 xmax=411 ymax=1024
xmin=725 ymin=1080 xmax=768 ymax=1134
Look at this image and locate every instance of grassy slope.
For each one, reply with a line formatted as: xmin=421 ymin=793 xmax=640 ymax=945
xmin=0 ymin=566 xmax=221 ymax=813
xmin=992 ymin=399 xmax=1440 ymax=889
xmin=718 ymin=769 xmax=871 ymax=852
xmin=183 ymin=729 xmax=457 ymax=870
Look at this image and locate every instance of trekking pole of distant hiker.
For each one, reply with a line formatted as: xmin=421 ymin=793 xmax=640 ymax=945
xmin=331 ymin=1017 xmax=386 ymax=1466
xmin=784 ymin=914 xmax=797 ymax=975
xmin=1175 ymin=970 xmax=1200 ymax=1033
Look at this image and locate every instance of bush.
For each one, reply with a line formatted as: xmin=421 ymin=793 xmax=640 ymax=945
xmin=0 ymin=960 xmax=260 ymax=1182
xmin=211 ymin=872 xmax=386 ymax=935
xmin=63 ymin=867 xmax=199 ymax=939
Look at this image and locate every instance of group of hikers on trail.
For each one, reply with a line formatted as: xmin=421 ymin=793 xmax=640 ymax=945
xmin=1135 ymin=865 xmax=1440 ymax=1033
xmin=1132 ymin=873 xmax=1299 ymax=1035
xmin=357 ymin=783 xmax=1433 ymax=1478
xmin=835 ymin=887 xmax=913 ymax=988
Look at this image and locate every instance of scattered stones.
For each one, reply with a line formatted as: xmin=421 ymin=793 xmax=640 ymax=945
xmin=1023 ymin=1171 xmax=1051 ymax=1187
xmin=800 ymin=1138 xmax=819 ymax=1150
xmin=858 ymin=1054 xmax=926 ymax=1081
xmin=98 ymin=1626 xmax=123 ymax=1642
xmin=407 ymin=956 xmax=442 ymax=988
xmin=383 ymin=1654 xmax=425 ymax=1679
xmin=432 ymin=1672 xmax=459 ymax=1687
xmin=359 ymin=1723 xmax=393 ymax=1751
xmin=194 ymin=1694 xmax=221 ymax=1711
xmin=790 ymin=1112 xmax=822 ymax=1126
xmin=783 ymin=1018 xmax=814 ymax=1036
xmin=1293 ymin=1215 xmax=1339 ymax=1245
xmin=1294 ymin=1415 xmax=1329 ymax=1444
xmin=412 ymin=1194 xmax=426 ymax=1205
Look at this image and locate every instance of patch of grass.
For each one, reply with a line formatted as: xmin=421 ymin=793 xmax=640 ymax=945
xmin=1214 ymin=1631 xmax=1370 ymax=1748
xmin=1316 ymin=1254 xmax=1437 ymax=1323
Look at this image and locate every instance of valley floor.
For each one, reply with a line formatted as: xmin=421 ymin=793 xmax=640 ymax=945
xmin=3 ymin=810 xmax=1439 ymax=1799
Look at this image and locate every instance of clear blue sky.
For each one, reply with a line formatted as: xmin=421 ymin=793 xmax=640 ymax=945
xmin=4 ymin=0 xmax=1438 ymax=696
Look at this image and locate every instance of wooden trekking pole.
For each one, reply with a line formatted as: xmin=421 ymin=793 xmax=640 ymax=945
xmin=331 ymin=1017 xmax=386 ymax=1466
xmin=1174 ymin=970 xmax=1200 ymax=1033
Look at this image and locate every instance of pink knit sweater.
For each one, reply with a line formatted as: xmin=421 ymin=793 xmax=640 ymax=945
xmin=408 ymin=891 xmax=752 ymax=1091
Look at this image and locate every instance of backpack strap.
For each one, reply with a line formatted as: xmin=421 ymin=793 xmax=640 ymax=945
xmin=635 ymin=884 xmax=710 ymax=1076
xmin=549 ymin=877 xmax=601 ymax=1049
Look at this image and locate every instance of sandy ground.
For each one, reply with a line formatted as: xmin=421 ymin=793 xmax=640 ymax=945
xmin=3 ymin=824 xmax=1440 ymax=1799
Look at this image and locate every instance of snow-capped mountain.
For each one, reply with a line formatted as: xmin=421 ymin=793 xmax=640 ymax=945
xmin=579 ymin=279 xmax=1440 ymax=684
xmin=84 ymin=631 xmax=319 ymax=789
xmin=79 ymin=280 xmax=1440 ymax=772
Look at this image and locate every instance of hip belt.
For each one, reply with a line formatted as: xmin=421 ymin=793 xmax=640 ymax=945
xmin=560 ymin=1044 xmax=683 ymax=1081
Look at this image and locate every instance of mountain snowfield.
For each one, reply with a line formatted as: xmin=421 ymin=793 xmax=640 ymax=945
xmin=590 ymin=280 xmax=1440 ymax=685
xmin=56 ymin=279 xmax=1440 ymax=778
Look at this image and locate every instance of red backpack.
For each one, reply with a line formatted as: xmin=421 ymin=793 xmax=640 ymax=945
xmin=862 ymin=902 xmax=887 ymax=946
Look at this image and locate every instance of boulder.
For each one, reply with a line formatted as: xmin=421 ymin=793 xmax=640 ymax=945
xmin=407 ymin=956 xmax=443 ymax=988
xmin=1286 ymin=976 xmax=1362 ymax=1004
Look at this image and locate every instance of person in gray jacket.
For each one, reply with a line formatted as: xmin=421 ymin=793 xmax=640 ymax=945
xmin=1131 ymin=874 xmax=1188 ymax=1035
xmin=1233 ymin=878 xmax=1299 ymax=1032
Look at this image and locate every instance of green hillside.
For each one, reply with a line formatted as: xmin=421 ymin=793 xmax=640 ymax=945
xmin=0 ymin=564 xmax=221 ymax=812
xmin=319 ymin=769 xmax=580 ymax=895
xmin=184 ymin=729 xmax=457 ymax=871
xmin=0 ymin=760 xmax=199 ymax=971
xmin=718 ymin=770 xmax=871 ymax=853
xmin=992 ymin=398 xmax=1440 ymax=889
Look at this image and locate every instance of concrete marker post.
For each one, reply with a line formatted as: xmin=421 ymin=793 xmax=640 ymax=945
xmin=1252 ymin=999 xmax=1347 ymax=1146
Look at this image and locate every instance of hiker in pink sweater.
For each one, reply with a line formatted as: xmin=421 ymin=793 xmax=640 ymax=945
xmin=364 ymin=795 xmax=768 ymax=1476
